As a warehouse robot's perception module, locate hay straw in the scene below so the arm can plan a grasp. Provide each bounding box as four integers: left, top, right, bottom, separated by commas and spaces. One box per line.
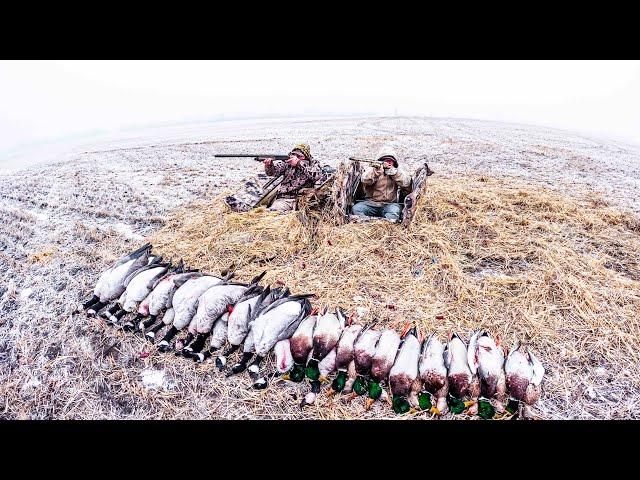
147, 175, 640, 419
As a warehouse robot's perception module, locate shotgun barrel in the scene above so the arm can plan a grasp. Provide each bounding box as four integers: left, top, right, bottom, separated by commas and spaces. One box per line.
214, 154, 290, 161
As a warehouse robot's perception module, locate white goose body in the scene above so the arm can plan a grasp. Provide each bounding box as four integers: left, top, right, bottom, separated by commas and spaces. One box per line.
171, 276, 223, 330
121, 266, 168, 312
209, 312, 230, 350
227, 294, 262, 346
145, 272, 198, 317
98, 254, 149, 302
188, 285, 247, 335
251, 299, 308, 357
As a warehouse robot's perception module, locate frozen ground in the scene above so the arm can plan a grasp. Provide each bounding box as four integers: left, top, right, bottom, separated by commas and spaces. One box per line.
0, 116, 639, 419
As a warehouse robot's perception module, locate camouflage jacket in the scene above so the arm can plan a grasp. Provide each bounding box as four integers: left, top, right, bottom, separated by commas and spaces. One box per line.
265, 159, 324, 196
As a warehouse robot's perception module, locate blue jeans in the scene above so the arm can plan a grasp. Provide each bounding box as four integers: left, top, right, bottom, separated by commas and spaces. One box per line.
351, 200, 403, 221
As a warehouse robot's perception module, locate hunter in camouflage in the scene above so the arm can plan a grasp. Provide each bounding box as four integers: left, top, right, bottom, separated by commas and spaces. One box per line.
261, 143, 324, 212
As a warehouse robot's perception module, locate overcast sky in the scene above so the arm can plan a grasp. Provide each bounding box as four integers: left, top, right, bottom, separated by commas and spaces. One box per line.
1, 60, 639, 154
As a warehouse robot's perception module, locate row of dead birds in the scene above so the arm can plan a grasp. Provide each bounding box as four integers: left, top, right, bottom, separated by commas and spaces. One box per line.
82, 243, 545, 418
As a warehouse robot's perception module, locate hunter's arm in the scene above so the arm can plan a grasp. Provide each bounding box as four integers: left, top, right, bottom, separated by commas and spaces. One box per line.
361, 166, 381, 185
265, 160, 286, 177
392, 168, 413, 190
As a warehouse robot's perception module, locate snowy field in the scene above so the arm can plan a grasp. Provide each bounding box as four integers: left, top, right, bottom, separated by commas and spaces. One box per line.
0, 116, 639, 419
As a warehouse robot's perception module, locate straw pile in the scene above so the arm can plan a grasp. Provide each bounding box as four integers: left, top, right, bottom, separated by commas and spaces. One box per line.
150, 174, 640, 419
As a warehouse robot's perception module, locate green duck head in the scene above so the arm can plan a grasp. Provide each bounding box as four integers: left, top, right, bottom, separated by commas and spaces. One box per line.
392, 395, 411, 415
447, 394, 466, 415
418, 391, 433, 411
305, 359, 320, 381
331, 370, 347, 392
352, 375, 368, 396
288, 363, 306, 383
477, 399, 496, 419
364, 380, 383, 410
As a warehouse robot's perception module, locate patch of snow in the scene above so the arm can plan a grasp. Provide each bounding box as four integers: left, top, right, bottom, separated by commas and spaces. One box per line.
140, 369, 166, 390
112, 223, 145, 241
22, 378, 42, 389
19, 288, 33, 300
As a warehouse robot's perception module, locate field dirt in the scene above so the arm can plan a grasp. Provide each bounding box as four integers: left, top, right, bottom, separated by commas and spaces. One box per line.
0, 116, 639, 419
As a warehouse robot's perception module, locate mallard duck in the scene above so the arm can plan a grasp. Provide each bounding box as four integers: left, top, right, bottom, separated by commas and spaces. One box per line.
505, 342, 544, 417
444, 332, 480, 415
306, 307, 345, 382
287, 313, 317, 382
327, 322, 363, 395
85, 244, 152, 316
365, 328, 401, 410
155, 273, 227, 352
302, 346, 338, 407
350, 325, 381, 399
469, 330, 506, 416
242, 294, 314, 389
389, 326, 421, 414
418, 333, 449, 415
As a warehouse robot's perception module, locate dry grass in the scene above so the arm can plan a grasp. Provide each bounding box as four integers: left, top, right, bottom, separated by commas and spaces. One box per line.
145, 175, 640, 419
2, 174, 638, 419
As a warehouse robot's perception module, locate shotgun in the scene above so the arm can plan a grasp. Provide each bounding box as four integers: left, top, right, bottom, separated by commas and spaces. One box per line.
214, 154, 290, 161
